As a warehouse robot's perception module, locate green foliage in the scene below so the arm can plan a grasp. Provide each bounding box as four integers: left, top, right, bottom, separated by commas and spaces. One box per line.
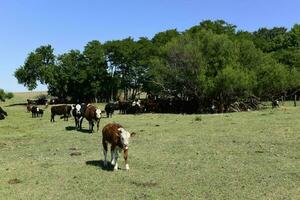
14, 45, 55, 90
14, 20, 300, 107
0, 89, 14, 101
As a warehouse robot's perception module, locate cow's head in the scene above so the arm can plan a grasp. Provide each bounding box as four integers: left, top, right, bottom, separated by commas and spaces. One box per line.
118, 128, 136, 150
74, 104, 81, 115
96, 109, 101, 119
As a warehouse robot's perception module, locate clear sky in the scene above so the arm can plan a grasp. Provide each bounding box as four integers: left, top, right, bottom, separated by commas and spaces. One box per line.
1, 0, 300, 92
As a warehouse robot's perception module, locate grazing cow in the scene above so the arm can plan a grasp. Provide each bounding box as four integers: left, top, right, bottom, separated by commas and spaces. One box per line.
80, 104, 101, 133
0, 107, 7, 120
104, 102, 119, 118
102, 123, 136, 170
50, 105, 72, 122
72, 104, 82, 130
31, 106, 44, 118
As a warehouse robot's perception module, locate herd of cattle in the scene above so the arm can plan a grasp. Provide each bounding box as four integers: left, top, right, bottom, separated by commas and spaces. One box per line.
0, 97, 282, 170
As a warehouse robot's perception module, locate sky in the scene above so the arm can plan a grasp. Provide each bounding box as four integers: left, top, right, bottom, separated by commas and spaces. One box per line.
1, 0, 300, 92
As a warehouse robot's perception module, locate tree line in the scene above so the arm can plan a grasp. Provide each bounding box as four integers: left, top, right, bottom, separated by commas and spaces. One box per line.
15, 20, 300, 111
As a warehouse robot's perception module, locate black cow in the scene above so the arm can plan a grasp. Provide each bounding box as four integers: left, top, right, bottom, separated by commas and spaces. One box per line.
50, 105, 72, 122
272, 100, 280, 108
31, 106, 44, 118
0, 107, 7, 120
104, 102, 119, 118
72, 104, 83, 130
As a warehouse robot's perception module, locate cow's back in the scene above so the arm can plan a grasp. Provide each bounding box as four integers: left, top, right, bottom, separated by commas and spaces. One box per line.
84, 105, 96, 121
102, 123, 123, 145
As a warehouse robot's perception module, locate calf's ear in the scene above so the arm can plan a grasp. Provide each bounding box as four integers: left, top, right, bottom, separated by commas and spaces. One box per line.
130, 132, 136, 137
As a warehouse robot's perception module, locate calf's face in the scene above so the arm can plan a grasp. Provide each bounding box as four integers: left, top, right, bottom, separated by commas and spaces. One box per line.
118, 128, 136, 149
75, 104, 81, 115
95, 109, 101, 119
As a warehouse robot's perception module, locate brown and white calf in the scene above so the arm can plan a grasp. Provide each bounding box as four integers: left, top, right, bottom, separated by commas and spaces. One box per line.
80, 104, 101, 133
102, 123, 136, 170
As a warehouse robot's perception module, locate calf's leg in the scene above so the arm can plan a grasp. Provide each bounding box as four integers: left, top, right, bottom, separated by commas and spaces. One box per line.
124, 149, 129, 170
102, 139, 108, 167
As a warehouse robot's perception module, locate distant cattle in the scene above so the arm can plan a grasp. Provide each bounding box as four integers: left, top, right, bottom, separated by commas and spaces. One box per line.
50, 105, 72, 122
26, 104, 33, 112
0, 107, 8, 120
31, 106, 44, 118
72, 104, 83, 130
104, 102, 119, 118
27, 98, 48, 105
102, 123, 136, 170
272, 100, 280, 108
79, 104, 101, 133
118, 101, 130, 114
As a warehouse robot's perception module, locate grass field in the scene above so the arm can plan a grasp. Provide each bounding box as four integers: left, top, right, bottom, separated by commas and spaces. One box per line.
0, 93, 299, 199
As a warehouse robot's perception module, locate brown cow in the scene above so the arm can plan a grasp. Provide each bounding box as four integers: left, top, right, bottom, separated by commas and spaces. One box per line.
50, 105, 72, 122
102, 123, 136, 170
26, 104, 32, 112
80, 104, 101, 133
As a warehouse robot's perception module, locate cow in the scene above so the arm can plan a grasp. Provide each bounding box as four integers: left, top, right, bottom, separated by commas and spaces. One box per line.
272, 100, 280, 109
104, 102, 119, 118
50, 105, 72, 122
102, 123, 136, 170
26, 104, 33, 112
31, 106, 43, 118
0, 107, 7, 120
72, 104, 82, 130
118, 101, 130, 114
79, 104, 101, 133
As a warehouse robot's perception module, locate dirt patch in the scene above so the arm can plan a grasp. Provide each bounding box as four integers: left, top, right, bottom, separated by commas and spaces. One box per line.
0, 142, 7, 148
8, 178, 21, 184
255, 150, 264, 153
70, 152, 81, 156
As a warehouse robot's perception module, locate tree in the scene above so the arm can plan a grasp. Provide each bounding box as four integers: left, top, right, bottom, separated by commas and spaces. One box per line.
0, 89, 14, 102
253, 27, 291, 52
15, 45, 55, 90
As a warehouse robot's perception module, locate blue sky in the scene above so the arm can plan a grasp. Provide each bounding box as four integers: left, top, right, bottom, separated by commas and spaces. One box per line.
1, 0, 300, 92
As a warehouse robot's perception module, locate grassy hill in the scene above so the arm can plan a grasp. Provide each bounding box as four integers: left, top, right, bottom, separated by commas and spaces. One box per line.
0, 93, 299, 199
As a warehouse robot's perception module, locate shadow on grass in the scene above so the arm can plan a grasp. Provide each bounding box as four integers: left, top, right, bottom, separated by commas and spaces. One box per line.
65, 126, 92, 134
85, 160, 114, 171
5, 103, 27, 107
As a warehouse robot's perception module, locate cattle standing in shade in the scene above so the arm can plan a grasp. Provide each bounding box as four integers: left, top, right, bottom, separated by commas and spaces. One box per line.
0, 107, 7, 120
72, 104, 82, 130
50, 105, 72, 122
104, 102, 119, 118
79, 104, 101, 133
102, 123, 136, 170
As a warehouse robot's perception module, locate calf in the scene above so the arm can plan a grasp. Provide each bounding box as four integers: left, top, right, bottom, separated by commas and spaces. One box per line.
0, 107, 7, 120
50, 105, 72, 122
102, 123, 136, 170
80, 104, 101, 133
31, 106, 43, 118
272, 100, 280, 108
72, 104, 82, 130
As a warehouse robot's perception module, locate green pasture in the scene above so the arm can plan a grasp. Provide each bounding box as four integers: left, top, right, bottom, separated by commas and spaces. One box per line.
0, 93, 299, 199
